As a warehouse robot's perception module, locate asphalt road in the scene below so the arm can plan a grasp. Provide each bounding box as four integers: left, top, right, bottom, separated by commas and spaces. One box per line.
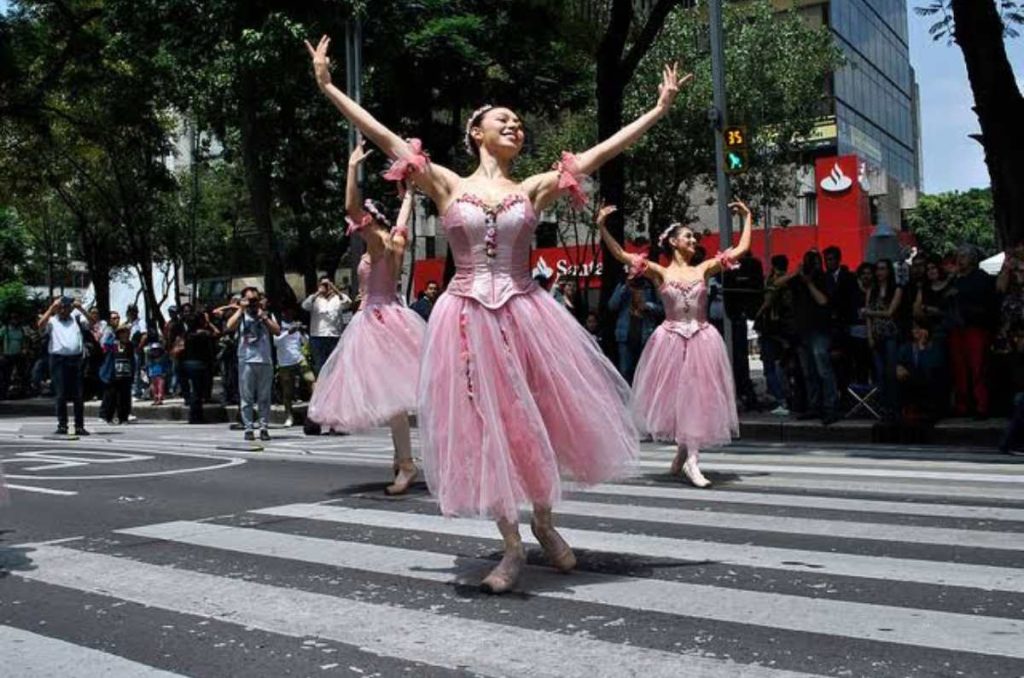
2, 417, 1024, 677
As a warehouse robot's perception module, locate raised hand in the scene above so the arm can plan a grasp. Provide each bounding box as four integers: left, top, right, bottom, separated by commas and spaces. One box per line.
304, 35, 333, 89
595, 204, 618, 227
348, 138, 373, 167
728, 200, 751, 216
656, 62, 692, 114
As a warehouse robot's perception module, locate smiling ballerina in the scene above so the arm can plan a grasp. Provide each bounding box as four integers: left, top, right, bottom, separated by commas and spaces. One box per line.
308, 35, 689, 593
598, 201, 753, 488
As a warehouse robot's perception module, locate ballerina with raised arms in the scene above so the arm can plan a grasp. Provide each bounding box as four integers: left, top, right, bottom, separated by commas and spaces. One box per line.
307, 34, 690, 593
597, 200, 753, 488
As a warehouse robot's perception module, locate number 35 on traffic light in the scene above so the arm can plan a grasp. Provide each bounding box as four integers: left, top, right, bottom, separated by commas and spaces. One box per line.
725, 126, 746, 148
723, 126, 748, 174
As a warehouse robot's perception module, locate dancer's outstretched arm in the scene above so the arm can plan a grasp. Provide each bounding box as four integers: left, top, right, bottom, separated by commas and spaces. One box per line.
389, 184, 414, 277
596, 205, 666, 285
306, 35, 459, 205
701, 201, 754, 278
525, 63, 692, 212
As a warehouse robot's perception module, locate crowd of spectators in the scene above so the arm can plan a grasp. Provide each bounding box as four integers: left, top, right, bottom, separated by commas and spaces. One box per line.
0, 243, 1017, 449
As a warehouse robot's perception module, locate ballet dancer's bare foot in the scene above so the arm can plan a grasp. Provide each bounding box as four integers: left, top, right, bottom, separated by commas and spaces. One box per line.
480, 544, 526, 594
385, 460, 418, 496
531, 519, 577, 572
683, 451, 711, 488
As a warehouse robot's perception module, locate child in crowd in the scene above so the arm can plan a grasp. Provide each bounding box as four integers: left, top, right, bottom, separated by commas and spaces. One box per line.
146, 339, 170, 405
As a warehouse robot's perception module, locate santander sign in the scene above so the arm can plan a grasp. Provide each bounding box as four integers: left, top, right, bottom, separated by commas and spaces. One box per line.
820, 162, 854, 193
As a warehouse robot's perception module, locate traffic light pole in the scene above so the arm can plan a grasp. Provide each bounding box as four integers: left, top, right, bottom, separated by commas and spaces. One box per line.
709, 0, 733, 360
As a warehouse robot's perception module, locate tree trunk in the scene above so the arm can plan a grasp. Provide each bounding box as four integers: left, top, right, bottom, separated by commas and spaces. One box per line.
239, 75, 293, 307
952, 0, 1024, 246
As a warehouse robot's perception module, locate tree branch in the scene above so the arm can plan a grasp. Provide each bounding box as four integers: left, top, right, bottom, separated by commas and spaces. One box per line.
621, 0, 686, 81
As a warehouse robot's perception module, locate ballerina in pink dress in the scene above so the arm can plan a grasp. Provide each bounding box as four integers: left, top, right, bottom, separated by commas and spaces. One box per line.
308, 141, 426, 496
308, 35, 690, 593
598, 201, 754, 488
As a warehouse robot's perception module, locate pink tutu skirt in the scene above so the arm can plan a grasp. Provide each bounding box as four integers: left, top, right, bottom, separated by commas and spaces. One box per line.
632, 323, 738, 450
419, 289, 638, 521
309, 302, 426, 431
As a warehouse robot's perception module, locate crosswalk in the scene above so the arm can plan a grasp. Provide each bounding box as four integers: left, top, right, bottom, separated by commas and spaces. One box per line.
6, 446, 1024, 677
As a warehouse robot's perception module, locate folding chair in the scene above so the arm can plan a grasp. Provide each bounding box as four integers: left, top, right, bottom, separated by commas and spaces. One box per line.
846, 382, 882, 420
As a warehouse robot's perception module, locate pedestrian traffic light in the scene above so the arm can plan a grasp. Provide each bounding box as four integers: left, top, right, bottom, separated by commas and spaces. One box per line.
723, 125, 748, 175
725, 149, 748, 174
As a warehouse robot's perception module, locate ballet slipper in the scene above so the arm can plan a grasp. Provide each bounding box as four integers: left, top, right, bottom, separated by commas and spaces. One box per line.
683, 452, 711, 489
480, 544, 526, 594
530, 519, 577, 573
385, 460, 418, 496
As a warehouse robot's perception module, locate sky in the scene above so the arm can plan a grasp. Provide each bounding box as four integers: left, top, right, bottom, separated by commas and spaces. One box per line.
0, 0, 1019, 195
908, 7, 1024, 194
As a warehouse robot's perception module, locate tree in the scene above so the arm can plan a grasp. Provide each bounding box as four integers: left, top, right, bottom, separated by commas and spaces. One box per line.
906, 188, 998, 258
622, 3, 840, 236
0, 207, 30, 283
916, 0, 1024, 247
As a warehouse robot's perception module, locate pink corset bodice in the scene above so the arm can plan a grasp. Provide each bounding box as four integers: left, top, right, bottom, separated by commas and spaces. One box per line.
358, 254, 399, 307
659, 279, 710, 339
442, 193, 539, 309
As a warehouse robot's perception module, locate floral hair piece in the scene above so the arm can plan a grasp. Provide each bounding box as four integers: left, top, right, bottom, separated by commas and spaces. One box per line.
657, 223, 683, 248
463, 104, 495, 157
362, 199, 392, 230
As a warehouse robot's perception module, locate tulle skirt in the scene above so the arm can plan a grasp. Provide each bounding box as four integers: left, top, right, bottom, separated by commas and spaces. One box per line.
308, 302, 426, 431
419, 289, 639, 522
632, 324, 738, 450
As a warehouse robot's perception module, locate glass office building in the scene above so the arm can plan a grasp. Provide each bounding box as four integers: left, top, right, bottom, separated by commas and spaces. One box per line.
829, 0, 920, 190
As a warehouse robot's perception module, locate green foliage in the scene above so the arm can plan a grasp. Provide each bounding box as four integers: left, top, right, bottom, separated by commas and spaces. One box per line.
625, 1, 842, 230
0, 207, 30, 283
915, 1, 1022, 43
0, 281, 35, 319
906, 188, 998, 258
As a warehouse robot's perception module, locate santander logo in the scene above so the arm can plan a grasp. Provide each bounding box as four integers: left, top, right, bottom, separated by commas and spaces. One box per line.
532, 256, 554, 280
820, 162, 854, 193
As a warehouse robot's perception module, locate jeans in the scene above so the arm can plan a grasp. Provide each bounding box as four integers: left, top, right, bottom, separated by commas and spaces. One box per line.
759, 336, 787, 404
309, 336, 339, 377
796, 331, 838, 417
240, 362, 273, 431
50, 354, 84, 430
182, 360, 209, 423
616, 342, 640, 384
872, 336, 900, 416
278, 363, 315, 419
102, 378, 133, 422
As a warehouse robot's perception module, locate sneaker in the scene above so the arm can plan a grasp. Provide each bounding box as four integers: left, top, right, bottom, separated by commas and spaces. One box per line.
244, 431, 256, 442
127, 414, 137, 422
259, 429, 271, 442
54, 426, 69, 436
76, 428, 91, 436
770, 406, 790, 417
283, 416, 293, 428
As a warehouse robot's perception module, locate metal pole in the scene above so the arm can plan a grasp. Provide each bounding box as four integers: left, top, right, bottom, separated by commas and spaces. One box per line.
345, 18, 364, 299
709, 0, 733, 358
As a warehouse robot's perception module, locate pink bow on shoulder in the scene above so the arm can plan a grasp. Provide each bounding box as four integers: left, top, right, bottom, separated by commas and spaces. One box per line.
345, 213, 372, 236
715, 251, 740, 271
626, 252, 650, 280
554, 151, 590, 210
383, 139, 430, 196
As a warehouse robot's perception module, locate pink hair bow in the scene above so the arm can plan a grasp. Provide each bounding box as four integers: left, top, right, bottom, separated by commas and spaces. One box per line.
382, 138, 430, 197
715, 251, 740, 270
390, 225, 409, 240
553, 151, 590, 210
626, 253, 650, 280
345, 213, 372, 236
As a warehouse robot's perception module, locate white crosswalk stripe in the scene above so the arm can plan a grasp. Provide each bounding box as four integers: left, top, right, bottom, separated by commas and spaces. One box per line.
8, 451, 1024, 676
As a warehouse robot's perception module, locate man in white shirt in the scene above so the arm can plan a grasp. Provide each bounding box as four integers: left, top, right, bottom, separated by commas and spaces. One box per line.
36, 296, 91, 436
301, 276, 351, 376
273, 306, 315, 428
